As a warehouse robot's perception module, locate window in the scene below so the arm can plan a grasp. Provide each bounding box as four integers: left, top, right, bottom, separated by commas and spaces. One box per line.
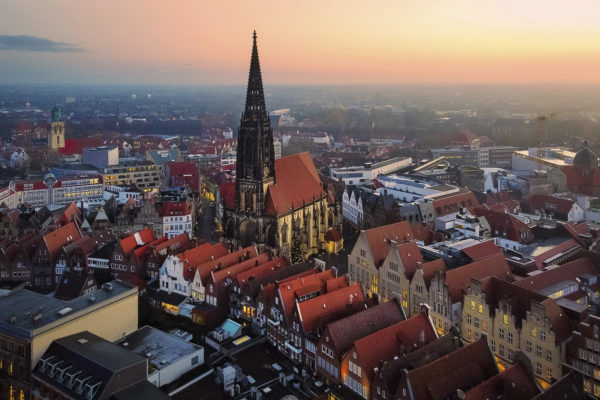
474, 317, 480, 328
478, 304, 483, 313
526, 340, 532, 353
546, 367, 552, 380
191, 356, 198, 365
531, 328, 537, 337
508, 349, 514, 360
467, 314, 472, 324
499, 328, 505, 339
503, 314, 509, 325
471, 300, 475, 310
499, 344, 505, 356
508, 332, 513, 343
536, 362, 542, 375
491, 340, 495, 351
540, 330, 546, 341
546, 349, 552, 361
536, 345, 542, 357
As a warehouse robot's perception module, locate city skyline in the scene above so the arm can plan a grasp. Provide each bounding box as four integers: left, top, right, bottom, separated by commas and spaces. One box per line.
1, 0, 600, 85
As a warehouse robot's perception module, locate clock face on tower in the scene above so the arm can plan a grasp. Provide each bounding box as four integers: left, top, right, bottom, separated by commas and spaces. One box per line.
263, 166, 270, 178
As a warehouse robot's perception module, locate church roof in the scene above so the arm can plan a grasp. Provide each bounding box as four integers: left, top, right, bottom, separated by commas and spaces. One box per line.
573, 145, 599, 168
264, 152, 325, 216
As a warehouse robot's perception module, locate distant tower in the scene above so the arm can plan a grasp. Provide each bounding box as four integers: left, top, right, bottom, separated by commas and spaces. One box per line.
234, 30, 276, 215
48, 105, 65, 149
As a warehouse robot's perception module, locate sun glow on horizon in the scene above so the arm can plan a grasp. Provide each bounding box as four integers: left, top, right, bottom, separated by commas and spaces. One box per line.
1, 0, 600, 84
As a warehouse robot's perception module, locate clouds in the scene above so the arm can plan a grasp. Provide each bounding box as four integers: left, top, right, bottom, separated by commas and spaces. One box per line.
0, 35, 84, 52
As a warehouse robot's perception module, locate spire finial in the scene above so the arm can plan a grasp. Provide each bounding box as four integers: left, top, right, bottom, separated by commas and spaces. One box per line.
253, 30, 257, 40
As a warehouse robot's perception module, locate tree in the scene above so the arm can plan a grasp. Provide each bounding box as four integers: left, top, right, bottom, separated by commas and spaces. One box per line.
290, 237, 304, 264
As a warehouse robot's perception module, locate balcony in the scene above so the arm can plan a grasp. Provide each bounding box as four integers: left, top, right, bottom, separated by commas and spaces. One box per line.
285, 340, 302, 355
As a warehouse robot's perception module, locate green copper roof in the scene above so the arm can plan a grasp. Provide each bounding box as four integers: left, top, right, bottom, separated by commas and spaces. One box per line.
51, 105, 63, 122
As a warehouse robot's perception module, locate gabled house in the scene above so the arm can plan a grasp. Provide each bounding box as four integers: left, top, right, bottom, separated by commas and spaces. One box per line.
371, 328, 461, 400
288, 282, 366, 368
316, 299, 405, 384
33, 221, 82, 288
463, 276, 571, 383
341, 313, 438, 399
395, 337, 498, 400
428, 252, 513, 336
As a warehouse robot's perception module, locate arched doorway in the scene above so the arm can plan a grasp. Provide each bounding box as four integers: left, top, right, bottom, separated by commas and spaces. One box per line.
239, 219, 257, 247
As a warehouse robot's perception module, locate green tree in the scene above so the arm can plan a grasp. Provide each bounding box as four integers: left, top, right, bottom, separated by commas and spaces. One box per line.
290, 237, 304, 264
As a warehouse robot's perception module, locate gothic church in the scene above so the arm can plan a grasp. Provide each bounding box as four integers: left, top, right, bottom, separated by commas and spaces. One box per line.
225, 32, 341, 258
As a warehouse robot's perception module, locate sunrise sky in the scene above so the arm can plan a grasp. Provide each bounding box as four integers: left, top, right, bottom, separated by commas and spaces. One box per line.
1, 0, 600, 85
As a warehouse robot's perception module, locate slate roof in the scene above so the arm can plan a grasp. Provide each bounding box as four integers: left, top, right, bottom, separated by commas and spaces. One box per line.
403, 337, 498, 400
464, 360, 539, 400
353, 313, 437, 382
324, 299, 405, 359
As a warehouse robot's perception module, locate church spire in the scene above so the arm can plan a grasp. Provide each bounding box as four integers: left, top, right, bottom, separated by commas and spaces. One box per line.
243, 30, 267, 119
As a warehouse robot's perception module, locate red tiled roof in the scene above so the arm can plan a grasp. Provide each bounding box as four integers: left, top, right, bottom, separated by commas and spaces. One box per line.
325, 276, 349, 292
188, 145, 217, 155
59, 136, 105, 155
472, 207, 533, 243
525, 193, 575, 215
514, 257, 599, 293
264, 152, 326, 216
394, 241, 423, 279
432, 189, 479, 217
211, 253, 270, 284
448, 129, 478, 146
353, 313, 437, 382
120, 228, 156, 255
405, 338, 498, 400
43, 221, 82, 258
160, 201, 191, 217
445, 253, 512, 303
533, 239, 580, 270
220, 182, 235, 210
236, 256, 290, 288
324, 299, 405, 359
461, 239, 503, 261
178, 242, 230, 279
59, 202, 81, 226
133, 236, 168, 262
154, 232, 192, 254
278, 269, 336, 320
193, 245, 258, 283
363, 221, 414, 267
421, 259, 447, 285
297, 283, 365, 334
324, 228, 342, 242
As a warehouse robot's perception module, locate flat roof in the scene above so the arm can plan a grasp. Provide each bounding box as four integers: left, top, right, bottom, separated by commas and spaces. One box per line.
118, 326, 202, 371
53, 331, 146, 372
0, 280, 137, 340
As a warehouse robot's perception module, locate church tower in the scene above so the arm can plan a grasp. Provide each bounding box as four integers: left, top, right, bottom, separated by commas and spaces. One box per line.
235, 31, 276, 215
48, 105, 65, 149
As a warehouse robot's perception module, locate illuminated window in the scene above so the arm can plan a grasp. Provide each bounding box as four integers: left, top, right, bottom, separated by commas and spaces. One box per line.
531, 328, 537, 337
478, 304, 483, 313
471, 301, 475, 310
503, 314, 509, 325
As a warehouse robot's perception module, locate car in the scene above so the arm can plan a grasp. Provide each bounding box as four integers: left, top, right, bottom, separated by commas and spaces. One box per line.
209, 202, 215, 207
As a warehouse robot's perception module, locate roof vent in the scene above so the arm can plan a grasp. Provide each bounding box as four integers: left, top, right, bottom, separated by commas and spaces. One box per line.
87, 296, 96, 303
103, 283, 113, 291
122, 342, 129, 347
77, 338, 88, 345
145, 352, 152, 358
8, 315, 16, 323
57, 307, 73, 316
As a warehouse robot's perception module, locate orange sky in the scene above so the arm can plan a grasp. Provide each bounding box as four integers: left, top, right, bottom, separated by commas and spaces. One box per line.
1, 0, 600, 84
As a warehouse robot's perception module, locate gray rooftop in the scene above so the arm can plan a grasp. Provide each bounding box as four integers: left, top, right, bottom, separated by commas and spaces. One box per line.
118, 326, 202, 371
0, 280, 137, 340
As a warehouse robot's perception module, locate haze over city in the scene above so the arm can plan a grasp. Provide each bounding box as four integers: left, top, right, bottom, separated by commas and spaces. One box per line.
2, 0, 600, 85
